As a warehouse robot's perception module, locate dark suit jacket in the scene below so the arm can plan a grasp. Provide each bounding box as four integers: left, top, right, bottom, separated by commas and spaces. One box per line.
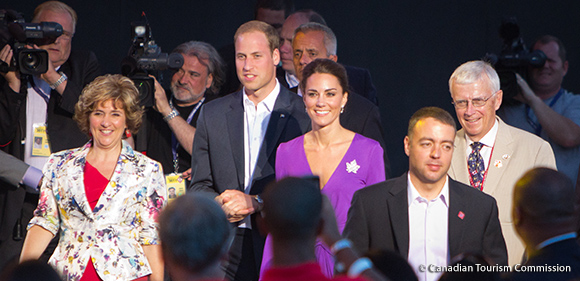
343, 174, 508, 265
189, 86, 310, 270
505, 238, 580, 281
277, 64, 379, 105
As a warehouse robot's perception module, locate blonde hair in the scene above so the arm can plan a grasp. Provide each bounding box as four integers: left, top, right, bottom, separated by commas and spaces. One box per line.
74, 74, 143, 136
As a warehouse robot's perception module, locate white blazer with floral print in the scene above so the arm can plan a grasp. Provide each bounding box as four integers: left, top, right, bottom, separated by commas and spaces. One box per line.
29, 140, 167, 281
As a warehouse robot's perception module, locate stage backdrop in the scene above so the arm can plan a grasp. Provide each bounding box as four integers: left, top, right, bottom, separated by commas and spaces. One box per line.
4, 0, 580, 176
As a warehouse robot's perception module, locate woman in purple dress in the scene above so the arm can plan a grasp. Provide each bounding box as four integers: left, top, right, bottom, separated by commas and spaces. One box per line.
260, 59, 385, 278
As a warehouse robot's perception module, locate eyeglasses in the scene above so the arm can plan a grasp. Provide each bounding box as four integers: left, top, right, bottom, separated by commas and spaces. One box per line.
451, 91, 498, 109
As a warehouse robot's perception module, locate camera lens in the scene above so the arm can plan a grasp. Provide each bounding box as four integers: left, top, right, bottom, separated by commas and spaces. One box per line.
18, 49, 49, 75
22, 53, 41, 69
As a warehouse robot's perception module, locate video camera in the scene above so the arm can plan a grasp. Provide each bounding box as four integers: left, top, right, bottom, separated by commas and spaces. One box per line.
121, 18, 183, 107
0, 9, 62, 75
484, 17, 546, 106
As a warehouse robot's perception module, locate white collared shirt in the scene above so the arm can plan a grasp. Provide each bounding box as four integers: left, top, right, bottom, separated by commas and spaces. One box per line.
465, 118, 499, 170
240, 79, 280, 228
285, 71, 300, 88
407, 174, 450, 281
24, 75, 52, 170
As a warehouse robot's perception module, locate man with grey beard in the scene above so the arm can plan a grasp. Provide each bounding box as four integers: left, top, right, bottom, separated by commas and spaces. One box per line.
143, 41, 225, 187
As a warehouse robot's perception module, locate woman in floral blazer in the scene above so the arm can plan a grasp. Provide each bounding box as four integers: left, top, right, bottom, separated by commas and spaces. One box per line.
20, 75, 166, 281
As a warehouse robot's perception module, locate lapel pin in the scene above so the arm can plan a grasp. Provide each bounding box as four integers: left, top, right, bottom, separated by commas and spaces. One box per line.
458, 211, 465, 220
502, 154, 510, 160
280, 113, 285, 118
494, 160, 502, 168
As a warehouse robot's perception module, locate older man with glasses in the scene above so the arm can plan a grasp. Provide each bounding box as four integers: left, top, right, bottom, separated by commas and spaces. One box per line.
447, 60, 556, 266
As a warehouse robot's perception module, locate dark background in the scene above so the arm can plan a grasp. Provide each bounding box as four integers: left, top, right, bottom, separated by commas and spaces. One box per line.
4, 0, 580, 177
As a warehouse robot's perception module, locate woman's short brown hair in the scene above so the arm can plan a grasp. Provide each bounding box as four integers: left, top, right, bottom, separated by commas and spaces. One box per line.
74, 74, 143, 136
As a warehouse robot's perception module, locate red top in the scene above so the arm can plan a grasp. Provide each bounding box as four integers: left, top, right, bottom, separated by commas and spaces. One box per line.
262, 262, 367, 281
80, 162, 148, 281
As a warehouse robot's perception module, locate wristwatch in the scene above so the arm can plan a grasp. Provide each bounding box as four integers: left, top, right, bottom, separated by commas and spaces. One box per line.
163, 108, 180, 122
254, 194, 264, 212
49, 72, 67, 89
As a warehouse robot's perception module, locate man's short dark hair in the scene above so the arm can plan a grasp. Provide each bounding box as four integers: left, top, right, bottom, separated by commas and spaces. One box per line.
159, 194, 231, 274
407, 107, 456, 139
172, 41, 226, 94
254, 0, 294, 19
532, 35, 567, 63
262, 177, 322, 240
514, 167, 575, 225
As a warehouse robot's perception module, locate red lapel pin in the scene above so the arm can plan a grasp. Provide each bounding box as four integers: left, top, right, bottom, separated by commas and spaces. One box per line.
458, 211, 465, 220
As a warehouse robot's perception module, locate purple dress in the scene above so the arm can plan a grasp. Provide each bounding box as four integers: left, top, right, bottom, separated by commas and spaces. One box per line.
260, 133, 385, 278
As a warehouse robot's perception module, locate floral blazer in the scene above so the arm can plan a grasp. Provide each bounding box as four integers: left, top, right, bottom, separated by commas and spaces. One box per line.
29, 140, 167, 281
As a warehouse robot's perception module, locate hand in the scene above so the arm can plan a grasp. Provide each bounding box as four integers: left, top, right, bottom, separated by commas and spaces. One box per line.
514, 73, 540, 105
181, 168, 192, 181
0, 44, 21, 91
150, 75, 171, 116
318, 195, 341, 247
216, 189, 255, 222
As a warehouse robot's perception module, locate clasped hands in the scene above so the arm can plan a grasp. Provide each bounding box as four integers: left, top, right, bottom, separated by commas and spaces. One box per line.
215, 190, 258, 223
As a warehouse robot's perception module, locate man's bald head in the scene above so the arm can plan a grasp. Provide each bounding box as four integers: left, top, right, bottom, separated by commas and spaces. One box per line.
513, 168, 576, 225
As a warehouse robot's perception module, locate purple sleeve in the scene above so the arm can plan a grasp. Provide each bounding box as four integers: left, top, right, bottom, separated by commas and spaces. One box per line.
275, 143, 290, 181
366, 142, 386, 185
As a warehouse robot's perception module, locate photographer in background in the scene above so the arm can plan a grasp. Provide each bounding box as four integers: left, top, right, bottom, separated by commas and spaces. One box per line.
0, 1, 100, 272
498, 35, 580, 183
144, 41, 225, 187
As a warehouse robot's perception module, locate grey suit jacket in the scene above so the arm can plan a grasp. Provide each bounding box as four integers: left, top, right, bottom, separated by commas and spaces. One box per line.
448, 117, 556, 265
0, 150, 28, 188
343, 173, 508, 265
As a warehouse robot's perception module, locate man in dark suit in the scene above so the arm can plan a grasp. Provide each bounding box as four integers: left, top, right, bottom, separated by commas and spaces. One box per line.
291, 22, 390, 178
276, 10, 378, 105
343, 107, 507, 281
190, 20, 310, 281
0, 1, 100, 271
505, 168, 580, 281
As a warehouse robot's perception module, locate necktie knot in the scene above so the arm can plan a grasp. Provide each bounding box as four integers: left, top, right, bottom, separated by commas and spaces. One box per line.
471, 142, 484, 152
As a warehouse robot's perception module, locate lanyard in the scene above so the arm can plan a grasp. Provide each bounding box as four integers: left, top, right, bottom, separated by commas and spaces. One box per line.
468, 144, 494, 191
28, 76, 50, 104
525, 88, 564, 136
170, 97, 205, 173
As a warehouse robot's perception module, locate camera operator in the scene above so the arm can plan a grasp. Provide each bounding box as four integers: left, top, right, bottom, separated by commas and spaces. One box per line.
0, 1, 100, 271
143, 41, 224, 188
498, 35, 580, 183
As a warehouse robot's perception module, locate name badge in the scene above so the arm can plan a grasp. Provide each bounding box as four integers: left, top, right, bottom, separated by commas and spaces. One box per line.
32, 123, 51, 156
165, 173, 186, 202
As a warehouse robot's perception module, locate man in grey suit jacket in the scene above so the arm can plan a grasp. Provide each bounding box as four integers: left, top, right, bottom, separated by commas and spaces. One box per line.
190, 21, 310, 281
0, 151, 41, 190
344, 107, 507, 281
447, 60, 556, 266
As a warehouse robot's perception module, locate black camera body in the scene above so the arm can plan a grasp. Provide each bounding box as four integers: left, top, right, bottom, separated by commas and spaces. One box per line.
485, 17, 546, 106
0, 9, 62, 75
122, 21, 183, 107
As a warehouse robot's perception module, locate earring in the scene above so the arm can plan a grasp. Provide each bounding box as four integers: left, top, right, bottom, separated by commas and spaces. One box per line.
125, 128, 132, 138
340, 106, 345, 114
